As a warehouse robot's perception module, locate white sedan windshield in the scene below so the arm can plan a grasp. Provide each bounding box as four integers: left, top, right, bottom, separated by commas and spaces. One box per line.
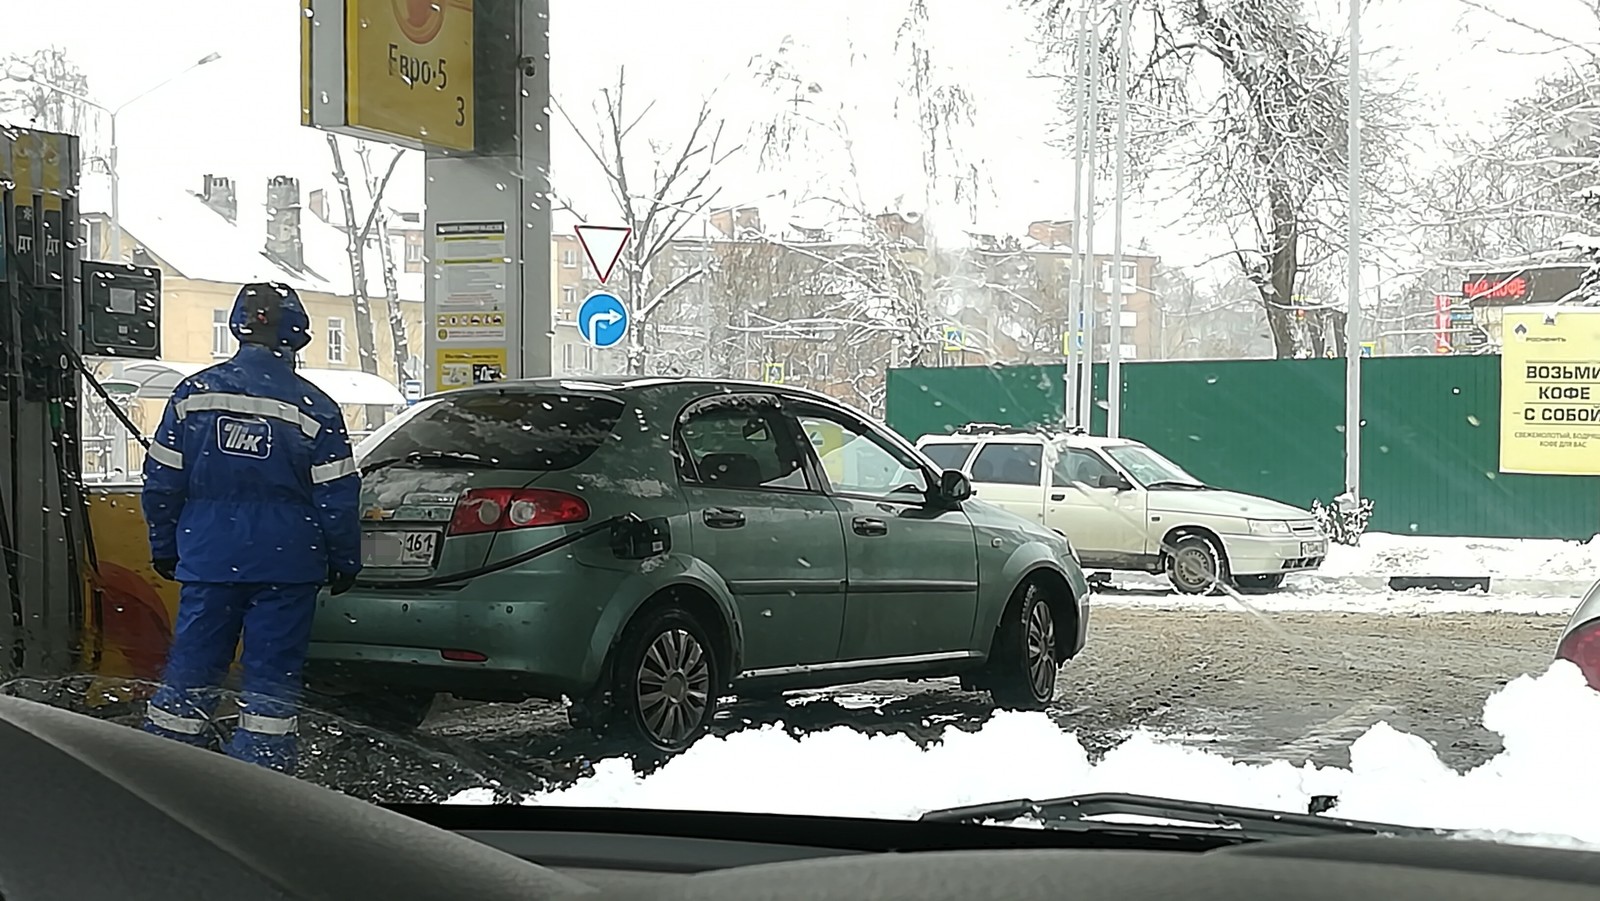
1104, 445, 1202, 487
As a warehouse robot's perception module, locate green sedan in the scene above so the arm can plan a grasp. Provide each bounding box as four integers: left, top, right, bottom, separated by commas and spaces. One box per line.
306, 377, 1090, 752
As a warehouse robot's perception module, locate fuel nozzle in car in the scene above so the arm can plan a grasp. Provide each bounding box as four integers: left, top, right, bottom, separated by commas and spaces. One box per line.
360, 512, 673, 590
611, 514, 672, 560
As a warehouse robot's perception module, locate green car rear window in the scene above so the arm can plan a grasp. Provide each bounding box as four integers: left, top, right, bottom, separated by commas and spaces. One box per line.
364, 391, 626, 471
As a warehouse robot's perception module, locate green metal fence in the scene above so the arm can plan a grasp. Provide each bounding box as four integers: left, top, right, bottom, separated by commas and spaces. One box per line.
885, 356, 1600, 540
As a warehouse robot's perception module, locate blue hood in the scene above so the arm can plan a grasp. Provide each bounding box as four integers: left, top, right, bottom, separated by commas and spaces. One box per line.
229, 282, 312, 352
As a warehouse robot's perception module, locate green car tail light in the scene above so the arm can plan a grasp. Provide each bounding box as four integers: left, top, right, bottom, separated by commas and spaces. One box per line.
447, 488, 591, 536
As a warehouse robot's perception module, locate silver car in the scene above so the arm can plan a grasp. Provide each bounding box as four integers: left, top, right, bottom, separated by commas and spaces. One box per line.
1556, 581, 1600, 689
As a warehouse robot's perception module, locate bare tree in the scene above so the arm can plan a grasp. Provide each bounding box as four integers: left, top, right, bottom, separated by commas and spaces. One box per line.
749, 0, 986, 227
927, 233, 1066, 364
0, 48, 95, 140
356, 143, 413, 382
325, 134, 404, 426
555, 68, 739, 375
695, 200, 945, 414
737, 6, 998, 407
1034, 0, 1411, 358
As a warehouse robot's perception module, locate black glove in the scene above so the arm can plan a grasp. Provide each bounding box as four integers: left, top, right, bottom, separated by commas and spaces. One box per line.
152, 558, 178, 581
328, 569, 358, 596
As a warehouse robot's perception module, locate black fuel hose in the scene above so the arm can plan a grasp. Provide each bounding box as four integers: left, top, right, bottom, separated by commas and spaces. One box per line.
357, 513, 632, 590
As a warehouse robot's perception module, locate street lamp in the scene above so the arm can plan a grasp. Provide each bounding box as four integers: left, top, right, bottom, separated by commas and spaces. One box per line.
23, 52, 222, 260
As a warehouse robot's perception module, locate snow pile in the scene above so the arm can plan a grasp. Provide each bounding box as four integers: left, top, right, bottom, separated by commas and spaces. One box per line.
1321, 533, 1598, 581
449, 663, 1600, 845
1095, 585, 1577, 615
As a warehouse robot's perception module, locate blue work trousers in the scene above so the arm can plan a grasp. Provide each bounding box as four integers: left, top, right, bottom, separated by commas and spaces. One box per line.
142, 581, 319, 773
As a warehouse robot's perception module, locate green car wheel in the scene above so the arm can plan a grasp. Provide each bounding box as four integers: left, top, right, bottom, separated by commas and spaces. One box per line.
610, 605, 723, 753
986, 581, 1061, 710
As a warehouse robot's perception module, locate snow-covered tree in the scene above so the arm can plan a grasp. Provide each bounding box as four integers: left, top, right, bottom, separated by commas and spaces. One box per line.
736, 4, 1001, 406
1409, 63, 1600, 267
1382, 0, 1600, 332
677, 200, 938, 414
0, 48, 95, 140
1033, 0, 1411, 358
555, 67, 738, 375
928, 232, 1066, 364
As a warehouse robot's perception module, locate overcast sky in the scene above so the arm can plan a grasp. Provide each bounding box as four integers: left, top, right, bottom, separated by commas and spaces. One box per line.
5, 0, 1596, 284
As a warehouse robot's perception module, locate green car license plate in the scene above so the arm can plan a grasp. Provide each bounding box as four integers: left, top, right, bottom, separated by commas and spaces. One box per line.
362, 530, 439, 568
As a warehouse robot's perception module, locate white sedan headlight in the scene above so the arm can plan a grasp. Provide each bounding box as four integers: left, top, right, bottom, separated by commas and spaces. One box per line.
1247, 520, 1292, 536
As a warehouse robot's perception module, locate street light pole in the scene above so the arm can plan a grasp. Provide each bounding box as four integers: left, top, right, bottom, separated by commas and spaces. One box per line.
108, 112, 120, 259
24, 52, 220, 260
1344, 0, 1363, 498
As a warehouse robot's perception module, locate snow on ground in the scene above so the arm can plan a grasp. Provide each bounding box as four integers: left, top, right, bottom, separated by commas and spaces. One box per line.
1093, 531, 1597, 614
1321, 532, 1599, 581
1093, 583, 1580, 615
448, 663, 1600, 846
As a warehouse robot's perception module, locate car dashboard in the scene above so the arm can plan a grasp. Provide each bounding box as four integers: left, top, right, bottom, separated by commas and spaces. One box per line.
2, 695, 1598, 901
428, 808, 1600, 901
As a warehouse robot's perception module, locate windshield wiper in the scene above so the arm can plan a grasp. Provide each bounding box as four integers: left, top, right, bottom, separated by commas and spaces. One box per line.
359, 450, 491, 476
1145, 479, 1208, 490
919, 792, 1438, 841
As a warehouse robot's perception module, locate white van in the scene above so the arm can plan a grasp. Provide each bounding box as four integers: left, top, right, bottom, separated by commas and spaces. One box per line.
915, 425, 1327, 594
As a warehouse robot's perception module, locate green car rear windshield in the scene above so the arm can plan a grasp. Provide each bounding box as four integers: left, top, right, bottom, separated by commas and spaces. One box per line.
362, 391, 626, 471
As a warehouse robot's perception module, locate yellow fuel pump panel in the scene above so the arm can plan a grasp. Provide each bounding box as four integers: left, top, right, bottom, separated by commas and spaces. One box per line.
83, 488, 181, 694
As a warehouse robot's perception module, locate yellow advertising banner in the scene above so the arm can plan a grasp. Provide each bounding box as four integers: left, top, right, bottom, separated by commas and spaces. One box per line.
1499, 307, 1600, 475
435, 346, 507, 392
345, 0, 475, 152
10, 129, 36, 195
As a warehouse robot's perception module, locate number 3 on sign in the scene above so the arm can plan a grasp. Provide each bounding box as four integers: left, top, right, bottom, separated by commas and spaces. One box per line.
455, 96, 465, 127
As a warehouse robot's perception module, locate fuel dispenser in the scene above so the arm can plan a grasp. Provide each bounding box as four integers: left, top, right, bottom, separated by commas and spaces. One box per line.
2, 125, 163, 684
5, 0, 550, 697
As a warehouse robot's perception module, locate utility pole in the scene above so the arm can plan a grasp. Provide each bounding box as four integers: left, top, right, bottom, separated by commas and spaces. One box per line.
1066, 6, 1089, 426
1344, 0, 1363, 498
1079, 10, 1100, 433
1108, 0, 1131, 438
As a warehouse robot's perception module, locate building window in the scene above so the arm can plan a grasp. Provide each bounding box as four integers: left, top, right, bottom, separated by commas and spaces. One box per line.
1101, 261, 1138, 292
326, 317, 346, 364
407, 354, 422, 382
404, 239, 423, 264
561, 342, 594, 373
212, 309, 231, 358
561, 285, 577, 311
561, 247, 578, 268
